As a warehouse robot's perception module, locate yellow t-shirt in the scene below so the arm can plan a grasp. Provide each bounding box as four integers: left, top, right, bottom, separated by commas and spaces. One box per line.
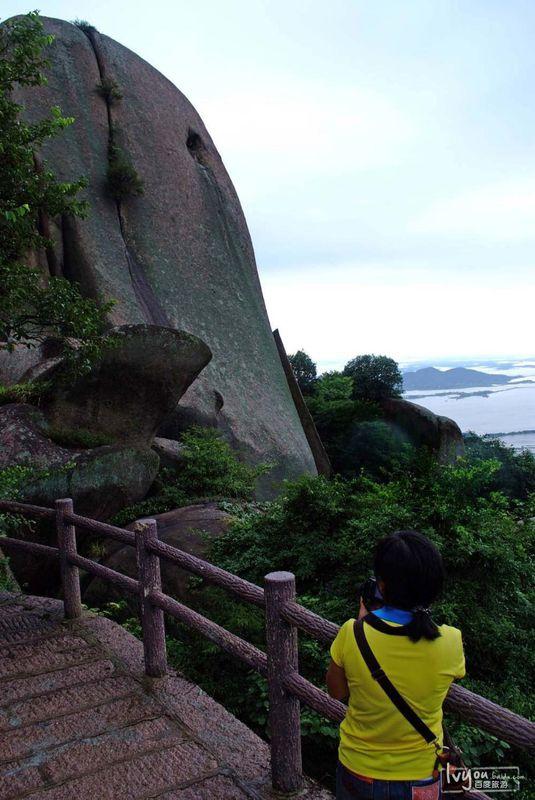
330, 616, 465, 780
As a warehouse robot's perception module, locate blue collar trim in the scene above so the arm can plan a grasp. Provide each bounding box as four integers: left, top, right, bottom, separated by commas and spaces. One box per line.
372, 605, 414, 625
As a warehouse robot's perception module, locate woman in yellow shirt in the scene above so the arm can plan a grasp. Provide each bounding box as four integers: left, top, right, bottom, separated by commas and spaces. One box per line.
327, 530, 465, 800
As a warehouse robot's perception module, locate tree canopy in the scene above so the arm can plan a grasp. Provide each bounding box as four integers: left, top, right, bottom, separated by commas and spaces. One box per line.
288, 349, 317, 395
343, 354, 403, 401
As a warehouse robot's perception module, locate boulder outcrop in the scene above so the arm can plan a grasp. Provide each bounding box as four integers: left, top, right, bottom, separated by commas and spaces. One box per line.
11, 16, 317, 495
84, 502, 231, 606
43, 324, 212, 445
0, 404, 159, 519
379, 398, 465, 463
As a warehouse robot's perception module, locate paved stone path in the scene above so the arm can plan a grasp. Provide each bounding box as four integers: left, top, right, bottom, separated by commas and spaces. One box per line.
0, 593, 331, 800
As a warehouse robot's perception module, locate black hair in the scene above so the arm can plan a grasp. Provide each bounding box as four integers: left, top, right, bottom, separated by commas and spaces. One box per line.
374, 530, 444, 642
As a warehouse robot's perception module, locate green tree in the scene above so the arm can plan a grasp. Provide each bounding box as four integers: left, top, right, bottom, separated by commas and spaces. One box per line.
313, 371, 353, 402
343, 354, 403, 401
288, 349, 317, 395
0, 12, 111, 371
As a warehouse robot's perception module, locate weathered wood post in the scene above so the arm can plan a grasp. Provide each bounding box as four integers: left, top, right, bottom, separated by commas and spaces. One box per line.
55, 498, 82, 619
135, 519, 167, 677
265, 571, 302, 793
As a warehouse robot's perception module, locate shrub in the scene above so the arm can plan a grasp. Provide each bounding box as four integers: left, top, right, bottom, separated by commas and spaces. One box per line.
0, 381, 49, 406
464, 431, 535, 499
95, 78, 122, 105
72, 19, 96, 33
112, 426, 269, 525
106, 143, 143, 201
178, 464, 533, 789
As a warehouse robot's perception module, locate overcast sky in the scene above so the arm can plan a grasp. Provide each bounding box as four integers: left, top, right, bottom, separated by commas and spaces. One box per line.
3, 1, 535, 369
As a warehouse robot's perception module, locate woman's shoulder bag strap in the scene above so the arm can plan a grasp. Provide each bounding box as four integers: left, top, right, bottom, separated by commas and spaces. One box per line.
353, 617, 437, 744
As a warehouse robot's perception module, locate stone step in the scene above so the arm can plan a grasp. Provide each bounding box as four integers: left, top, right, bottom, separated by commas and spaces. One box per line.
159, 775, 250, 799
0, 716, 183, 800
0, 675, 143, 731
0, 659, 114, 706
0, 695, 162, 762
18, 742, 219, 800
0, 636, 92, 680
0, 613, 61, 643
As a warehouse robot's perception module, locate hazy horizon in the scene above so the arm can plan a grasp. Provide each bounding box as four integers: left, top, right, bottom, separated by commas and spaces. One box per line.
2, 2, 534, 365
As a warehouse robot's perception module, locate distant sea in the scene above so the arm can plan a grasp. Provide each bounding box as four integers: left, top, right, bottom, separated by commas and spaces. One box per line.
402, 359, 535, 453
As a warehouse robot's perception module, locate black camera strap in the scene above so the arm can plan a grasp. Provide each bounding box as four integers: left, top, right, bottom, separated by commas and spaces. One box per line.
353, 617, 437, 745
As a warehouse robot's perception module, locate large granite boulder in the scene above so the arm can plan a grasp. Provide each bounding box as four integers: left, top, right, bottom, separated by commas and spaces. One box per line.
0, 404, 76, 469
84, 502, 231, 606
0, 404, 159, 518
10, 16, 317, 496
21, 446, 159, 520
379, 398, 464, 463
43, 324, 211, 445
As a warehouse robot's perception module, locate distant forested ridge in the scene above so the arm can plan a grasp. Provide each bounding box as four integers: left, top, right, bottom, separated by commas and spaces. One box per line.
403, 366, 515, 390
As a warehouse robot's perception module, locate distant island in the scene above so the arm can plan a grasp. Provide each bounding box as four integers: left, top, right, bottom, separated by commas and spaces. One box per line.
402, 366, 516, 391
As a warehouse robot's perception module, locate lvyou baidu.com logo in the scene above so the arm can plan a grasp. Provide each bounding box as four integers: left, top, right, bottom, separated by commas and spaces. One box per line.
442, 764, 526, 794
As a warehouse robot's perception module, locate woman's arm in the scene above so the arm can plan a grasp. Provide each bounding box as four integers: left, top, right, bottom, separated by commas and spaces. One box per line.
326, 659, 349, 701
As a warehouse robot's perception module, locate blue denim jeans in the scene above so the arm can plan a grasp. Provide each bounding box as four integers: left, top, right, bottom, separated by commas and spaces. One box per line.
336, 762, 442, 800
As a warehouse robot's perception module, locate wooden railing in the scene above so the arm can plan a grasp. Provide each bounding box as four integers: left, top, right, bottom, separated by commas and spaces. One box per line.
0, 498, 534, 797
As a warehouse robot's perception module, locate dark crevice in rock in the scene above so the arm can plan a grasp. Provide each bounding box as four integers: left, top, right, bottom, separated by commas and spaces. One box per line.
81, 25, 169, 327
186, 130, 210, 168
33, 154, 61, 278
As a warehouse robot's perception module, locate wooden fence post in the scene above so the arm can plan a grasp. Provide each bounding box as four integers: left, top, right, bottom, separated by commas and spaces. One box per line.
55, 498, 82, 619
135, 519, 167, 677
265, 571, 302, 793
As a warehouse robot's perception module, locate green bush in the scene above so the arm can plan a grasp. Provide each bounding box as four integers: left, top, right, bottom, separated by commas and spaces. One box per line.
0, 381, 49, 406
112, 426, 269, 525
106, 143, 143, 201
72, 19, 96, 33
464, 431, 535, 499
167, 463, 534, 789
95, 78, 122, 105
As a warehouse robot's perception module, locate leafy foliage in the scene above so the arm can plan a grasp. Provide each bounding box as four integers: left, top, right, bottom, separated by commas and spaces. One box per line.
106, 142, 143, 201
0, 12, 112, 372
464, 431, 535, 499
45, 426, 114, 449
306, 370, 409, 478
0, 381, 49, 406
170, 461, 534, 787
343, 354, 403, 401
288, 350, 317, 395
95, 78, 122, 105
112, 426, 269, 525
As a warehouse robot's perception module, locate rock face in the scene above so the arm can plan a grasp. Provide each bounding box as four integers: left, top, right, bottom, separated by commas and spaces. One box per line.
22, 446, 160, 520
12, 16, 317, 495
0, 404, 159, 519
44, 325, 212, 445
379, 398, 465, 463
84, 503, 231, 606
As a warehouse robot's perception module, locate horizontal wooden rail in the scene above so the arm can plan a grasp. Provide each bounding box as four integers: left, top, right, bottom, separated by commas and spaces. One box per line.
0, 499, 55, 519
281, 599, 338, 644
148, 538, 265, 607
1, 496, 534, 795
283, 670, 345, 723
64, 511, 136, 546
68, 553, 139, 596
0, 536, 59, 558
444, 683, 535, 752
150, 589, 268, 675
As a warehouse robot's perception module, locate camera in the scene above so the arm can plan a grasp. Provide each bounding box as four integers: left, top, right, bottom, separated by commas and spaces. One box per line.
360, 576, 384, 612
